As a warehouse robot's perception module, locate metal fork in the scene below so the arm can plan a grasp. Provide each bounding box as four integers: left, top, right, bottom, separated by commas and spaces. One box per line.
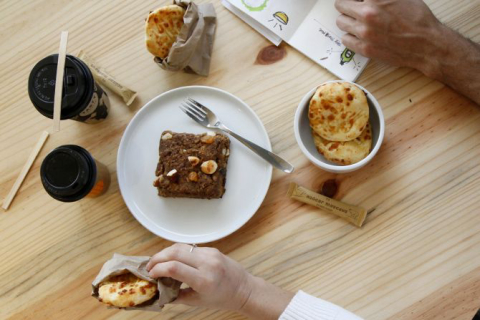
179, 98, 294, 173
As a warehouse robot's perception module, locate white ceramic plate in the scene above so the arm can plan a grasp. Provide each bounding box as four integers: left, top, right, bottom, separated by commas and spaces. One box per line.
117, 86, 272, 244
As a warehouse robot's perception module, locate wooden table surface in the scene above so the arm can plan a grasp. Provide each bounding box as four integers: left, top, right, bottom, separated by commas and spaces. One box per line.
1, 0, 480, 319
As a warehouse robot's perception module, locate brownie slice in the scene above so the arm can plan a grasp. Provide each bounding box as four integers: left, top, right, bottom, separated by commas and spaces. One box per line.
153, 131, 230, 199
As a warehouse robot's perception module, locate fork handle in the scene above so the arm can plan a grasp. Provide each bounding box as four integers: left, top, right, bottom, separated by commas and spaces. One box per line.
218, 125, 294, 174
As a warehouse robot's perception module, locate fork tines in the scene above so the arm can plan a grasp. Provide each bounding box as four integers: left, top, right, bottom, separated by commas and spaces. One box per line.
180, 99, 206, 121
187, 98, 207, 110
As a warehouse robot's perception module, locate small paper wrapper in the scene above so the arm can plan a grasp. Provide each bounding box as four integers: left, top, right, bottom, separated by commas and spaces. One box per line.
288, 182, 367, 227
153, 0, 217, 77
78, 50, 138, 106
92, 253, 181, 311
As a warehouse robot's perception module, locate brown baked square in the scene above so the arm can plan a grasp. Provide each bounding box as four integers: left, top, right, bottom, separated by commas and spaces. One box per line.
153, 131, 230, 199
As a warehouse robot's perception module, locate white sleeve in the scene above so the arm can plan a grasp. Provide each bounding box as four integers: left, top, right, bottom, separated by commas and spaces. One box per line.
279, 291, 363, 320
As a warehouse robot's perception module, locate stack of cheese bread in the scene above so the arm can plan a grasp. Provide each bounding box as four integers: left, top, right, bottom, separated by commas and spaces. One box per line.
308, 82, 372, 165
145, 4, 186, 59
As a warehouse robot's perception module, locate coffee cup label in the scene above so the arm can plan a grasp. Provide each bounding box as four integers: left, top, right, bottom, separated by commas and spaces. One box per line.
72, 82, 110, 124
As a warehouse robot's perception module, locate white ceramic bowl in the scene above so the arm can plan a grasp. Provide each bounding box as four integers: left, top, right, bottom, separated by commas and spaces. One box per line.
294, 80, 385, 174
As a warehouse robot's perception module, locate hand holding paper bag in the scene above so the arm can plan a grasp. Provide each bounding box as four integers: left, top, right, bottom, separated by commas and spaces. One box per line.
146, 243, 295, 318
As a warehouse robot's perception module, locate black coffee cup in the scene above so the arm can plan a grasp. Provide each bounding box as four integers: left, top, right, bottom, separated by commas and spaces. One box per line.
40, 145, 110, 202
28, 54, 110, 123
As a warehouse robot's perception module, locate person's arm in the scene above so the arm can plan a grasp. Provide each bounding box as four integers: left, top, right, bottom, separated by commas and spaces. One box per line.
334, 0, 480, 105
146, 244, 292, 319
146, 244, 360, 319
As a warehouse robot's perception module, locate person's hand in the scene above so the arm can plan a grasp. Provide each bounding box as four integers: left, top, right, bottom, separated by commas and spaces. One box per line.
146, 244, 294, 319
146, 243, 252, 310
335, 0, 445, 77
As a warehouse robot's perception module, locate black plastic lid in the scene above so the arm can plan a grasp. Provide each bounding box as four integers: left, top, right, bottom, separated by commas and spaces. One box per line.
28, 54, 94, 119
40, 145, 97, 202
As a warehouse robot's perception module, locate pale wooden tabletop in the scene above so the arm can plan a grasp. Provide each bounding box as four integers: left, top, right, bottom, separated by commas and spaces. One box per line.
1, 0, 480, 319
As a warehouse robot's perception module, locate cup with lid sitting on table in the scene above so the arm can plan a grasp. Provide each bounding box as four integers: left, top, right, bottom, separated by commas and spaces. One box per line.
28, 54, 111, 124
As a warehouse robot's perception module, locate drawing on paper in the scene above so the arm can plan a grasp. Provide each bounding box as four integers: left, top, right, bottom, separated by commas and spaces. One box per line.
339, 48, 362, 71
242, 0, 269, 12
268, 11, 289, 31
320, 47, 362, 71
340, 48, 354, 65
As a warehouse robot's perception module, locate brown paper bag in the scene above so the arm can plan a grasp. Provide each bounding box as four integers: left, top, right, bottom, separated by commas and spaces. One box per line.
154, 0, 217, 76
92, 253, 181, 311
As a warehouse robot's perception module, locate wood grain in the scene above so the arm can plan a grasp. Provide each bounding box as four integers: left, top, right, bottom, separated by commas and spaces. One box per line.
1, 0, 480, 319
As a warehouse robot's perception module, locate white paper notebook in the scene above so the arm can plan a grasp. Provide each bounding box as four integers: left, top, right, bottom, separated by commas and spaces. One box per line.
222, 0, 369, 82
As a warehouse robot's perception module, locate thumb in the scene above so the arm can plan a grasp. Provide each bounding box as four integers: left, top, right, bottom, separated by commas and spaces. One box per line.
172, 288, 203, 306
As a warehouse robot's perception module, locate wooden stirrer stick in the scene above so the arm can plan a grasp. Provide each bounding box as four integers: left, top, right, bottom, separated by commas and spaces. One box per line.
2, 131, 50, 211
53, 31, 69, 132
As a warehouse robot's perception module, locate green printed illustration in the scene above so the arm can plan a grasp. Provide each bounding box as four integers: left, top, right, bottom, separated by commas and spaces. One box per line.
268, 11, 289, 31
340, 48, 355, 65
242, 0, 269, 12
322, 47, 362, 71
